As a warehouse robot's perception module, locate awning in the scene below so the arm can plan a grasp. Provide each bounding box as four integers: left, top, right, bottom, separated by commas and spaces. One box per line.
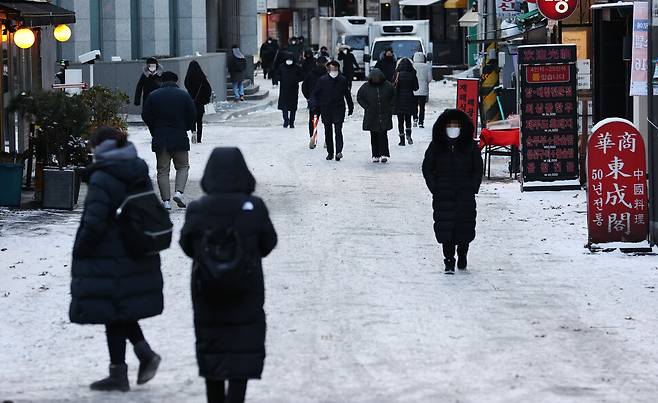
399, 0, 440, 6
459, 10, 479, 27
444, 0, 468, 8
0, 1, 75, 27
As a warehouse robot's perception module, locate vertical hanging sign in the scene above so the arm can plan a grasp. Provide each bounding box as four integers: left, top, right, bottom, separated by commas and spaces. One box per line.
630, 1, 649, 96
456, 78, 480, 139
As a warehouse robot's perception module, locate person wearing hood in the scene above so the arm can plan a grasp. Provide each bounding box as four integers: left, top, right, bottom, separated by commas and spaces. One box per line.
142, 71, 197, 210
180, 147, 277, 403
271, 45, 288, 86
228, 45, 247, 102
412, 52, 433, 128
134, 57, 163, 108
288, 37, 303, 62
310, 60, 354, 161
184, 60, 213, 143
277, 53, 304, 128
70, 127, 163, 392
374, 48, 396, 83
259, 37, 278, 79
393, 58, 419, 146
357, 68, 395, 163
301, 49, 316, 76
422, 109, 483, 274
337, 47, 360, 90
302, 56, 328, 148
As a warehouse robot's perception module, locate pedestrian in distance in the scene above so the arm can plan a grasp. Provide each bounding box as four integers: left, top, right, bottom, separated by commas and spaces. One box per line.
227, 45, 247, 102
422, 109, 483, 274
70, 127, 164, 392
393, 58, 419, 146
277, 53, 304, 128
412, 52, 433, 128
180, 147, 277, 403
319, 46, 331, 60
142, 71, 196, 210
357, 68, 395, 163
310, 60, 354, 161
301, 48, 316, 76
259, 37, 277, 79
271, 44, 288, 86
374, 47, 396, 83
288, 36, 303, 62
184, 60, 213, 143
134, 57, 163, 109
337, 46, 360, 90
302, 56, 328, 149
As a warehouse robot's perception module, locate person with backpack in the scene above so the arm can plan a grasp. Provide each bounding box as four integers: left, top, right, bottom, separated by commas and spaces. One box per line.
180, 147, 277, 403
412, 52, 433, 128
302, 56, 328, 149
184, 60, 213, 143
134, 57, 163, 110
142, 71, 197, 210
70, 127, 167, 392
393, 58, 419, 146
357, 68, 395, 163
422, 109, 483, 274
277, 53, 304, 128
228, 45, 247, 102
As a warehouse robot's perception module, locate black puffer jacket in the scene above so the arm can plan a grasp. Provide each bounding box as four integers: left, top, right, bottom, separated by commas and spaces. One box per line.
374, 55, 397, 82
180, 148, 277, 380
142, 82, 197, 153
277, 60, 304, 111
422, 109, 483, 244
310, 73, 354, 124
357, 68, 394, 132
302, 64, 327, 101
393, 58, 419, 115
70, 140, 164, 324
134, 64, 163, 106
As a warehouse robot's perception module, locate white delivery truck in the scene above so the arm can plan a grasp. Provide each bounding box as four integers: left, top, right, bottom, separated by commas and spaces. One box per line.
312, 16, 374, 79
363, 20, 433, 76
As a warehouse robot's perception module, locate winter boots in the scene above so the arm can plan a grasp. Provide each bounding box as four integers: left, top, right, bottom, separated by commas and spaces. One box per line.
444, 258, 456, 275
134, 341, 161, 385
398, 134, 405, 146
457, 253, 467, 270
399, 130, 413, 146
406, 129, 413, 145
90, 364, 130, 392
335, 152, 343, 162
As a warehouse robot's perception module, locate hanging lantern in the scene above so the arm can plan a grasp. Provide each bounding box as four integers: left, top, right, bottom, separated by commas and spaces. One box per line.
14, 28, 35, 49
1, 25, 6, 42
54, 24, 71, 42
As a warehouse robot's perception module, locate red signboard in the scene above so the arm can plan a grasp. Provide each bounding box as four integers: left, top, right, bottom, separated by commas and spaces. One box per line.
525, 65, 571, 83
456, 78, 479, 139
537, 0, 578, 20
587, 118, 648, 244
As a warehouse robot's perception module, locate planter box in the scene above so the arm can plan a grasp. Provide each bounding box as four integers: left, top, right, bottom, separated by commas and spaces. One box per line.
42, 168, 77, 210
0, 163, 23, 207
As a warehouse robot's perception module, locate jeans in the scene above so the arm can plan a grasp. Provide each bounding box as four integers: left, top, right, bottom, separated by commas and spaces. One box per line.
397, 114, 412, 135
325, 122, 344, 156
156, 150, 190, 201
106, 322, 145, 365
282, 110, 296, 126
414, 96, 427, 124
442, 242, 469, 260
370, 131, 390, 158
206, 379, 248, 403
232, 80, 244, 100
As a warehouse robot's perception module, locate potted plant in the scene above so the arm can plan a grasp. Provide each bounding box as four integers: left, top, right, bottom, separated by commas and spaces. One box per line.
80, 85, 130, 135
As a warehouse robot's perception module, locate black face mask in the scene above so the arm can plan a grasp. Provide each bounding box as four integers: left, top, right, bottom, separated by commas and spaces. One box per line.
385, 54, 393, 59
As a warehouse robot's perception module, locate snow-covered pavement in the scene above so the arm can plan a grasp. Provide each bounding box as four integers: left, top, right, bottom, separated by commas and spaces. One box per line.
2, 81, 658, 403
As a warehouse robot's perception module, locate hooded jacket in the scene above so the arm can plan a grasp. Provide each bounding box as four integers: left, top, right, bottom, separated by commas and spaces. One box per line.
302, 63, 327, 102
180, 147, 277, 379
301, 51, 316, 76
392, 58, 419, 115
338, 50, 359, 80
374, 53, 397, 82
412, 52, 433, 97
357, 68, 395, 132
227, 48, 247, 83
259, 40, 278, 67
142, 81, 197, 153
277, 56, 304, 111
422, 109, 483, 244
184, 60, 213, 107
134, 60, 163, 106
70, 140, 164, 324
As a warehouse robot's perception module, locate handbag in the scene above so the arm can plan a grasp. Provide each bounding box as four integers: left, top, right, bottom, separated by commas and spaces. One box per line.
204, 102, 216, 115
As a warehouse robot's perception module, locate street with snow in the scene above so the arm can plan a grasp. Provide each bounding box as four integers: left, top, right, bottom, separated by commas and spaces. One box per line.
1, 80, 658, 403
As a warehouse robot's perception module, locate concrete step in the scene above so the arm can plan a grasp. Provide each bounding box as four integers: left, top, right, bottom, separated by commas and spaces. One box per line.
225, 79, 251, 89
227, 84, 260, 96
226, 89, 269, 101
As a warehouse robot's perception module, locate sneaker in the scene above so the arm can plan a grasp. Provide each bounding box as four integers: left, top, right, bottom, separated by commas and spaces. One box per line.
240, 96, 245, 101
173, 191, 186, 208
380, 156, 388, 163
372, 157, 380, 163
398, 135, 405, 146
309, 138, 317, 149
162, 200, 171, 211
283, 122, 289, 128
457, 254, 467, 270
444, 258, 456, 275
413, 119, 418, 127
335, 152, 343, 161
290, 123, 295, 128
406, 134, 414, 145
326, 154, 334, 160
419, 122, 424, 128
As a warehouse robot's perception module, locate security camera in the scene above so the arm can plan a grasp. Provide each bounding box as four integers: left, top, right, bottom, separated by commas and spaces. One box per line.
78, 50, 101, 64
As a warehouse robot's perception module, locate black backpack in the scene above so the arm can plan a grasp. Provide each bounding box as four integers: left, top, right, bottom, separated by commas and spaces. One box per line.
115, 179, 173, 256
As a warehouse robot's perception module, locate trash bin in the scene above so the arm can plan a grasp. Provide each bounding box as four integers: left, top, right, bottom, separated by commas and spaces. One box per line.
0, 163, 23, 207
42, 168, 76, 210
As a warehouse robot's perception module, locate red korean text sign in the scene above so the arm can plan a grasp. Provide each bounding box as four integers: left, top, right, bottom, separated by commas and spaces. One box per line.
456, 78, 479, 139
587, 118, 648, 244
537, 0, 578, 20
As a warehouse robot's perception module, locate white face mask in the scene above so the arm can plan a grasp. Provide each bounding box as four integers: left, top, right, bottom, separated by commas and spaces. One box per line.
446, 127, 461, 139
329, 71, 339, 78
267, 40, 272, 43
285, 60, 293, 65
148, 64, 157, 72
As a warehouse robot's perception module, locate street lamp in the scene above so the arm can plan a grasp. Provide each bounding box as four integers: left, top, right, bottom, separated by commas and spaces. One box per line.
54, 24, 71, 42
14, 28, 35, 49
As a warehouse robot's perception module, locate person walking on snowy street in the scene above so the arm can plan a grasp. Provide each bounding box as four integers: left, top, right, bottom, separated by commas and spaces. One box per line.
142, 71, 196, 210
393, 58, 419, 146
357, 68, 394, 163
259, 38, 277, 79
277, 53, 304, 128
319, 46, 331, 60
134, 57, 163, 109
301, 48, 316, 76
227, 45, 247, 102
337, 47, 359, 90
180, 147, 277, 403
302, 56, 328, 148
422, 109, 483, 274
184, 60, 212, 143
70, 127, 163, 392
374, 47, 396, 83
310, 60, 354, 161
412, 52, 433, 128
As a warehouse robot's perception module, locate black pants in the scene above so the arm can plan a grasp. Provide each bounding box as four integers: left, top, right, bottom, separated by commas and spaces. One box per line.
413, 96, 427, 124
325, 122, 344, 156
397, 114, 412, 135
206, 379, 248, 403
370, 131, 390, 158
346, 77, 353, 90
282, 110, 296, 126
262, 64, 271, 79
194, 107, 205, 142
442, 242, 469, 260
106, 321, 145, 365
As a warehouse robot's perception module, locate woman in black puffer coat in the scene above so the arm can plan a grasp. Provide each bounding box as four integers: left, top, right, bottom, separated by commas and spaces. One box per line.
70, 127, 163, 392
180, 147, 277, 403
422, 109, 483, 274
357, 68, 395, 162
393, 58, 419, 146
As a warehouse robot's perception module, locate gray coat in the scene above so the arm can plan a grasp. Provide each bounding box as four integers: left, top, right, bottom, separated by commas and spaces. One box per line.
413, 52, 432, 97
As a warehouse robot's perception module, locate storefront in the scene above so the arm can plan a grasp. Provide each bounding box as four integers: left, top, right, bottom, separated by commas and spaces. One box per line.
647, 0, 658, 244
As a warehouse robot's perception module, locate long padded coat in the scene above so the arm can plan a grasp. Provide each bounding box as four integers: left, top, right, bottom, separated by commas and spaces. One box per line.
422, 109, 483, 244
357, 68, 395, 132
180, 148, 277, 380
70, 141, 164, 325
277, 61, 304, 111
392, 59, 419, 115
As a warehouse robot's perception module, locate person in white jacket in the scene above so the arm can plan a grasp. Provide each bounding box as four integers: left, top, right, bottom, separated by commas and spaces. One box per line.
412, 52, 433, 128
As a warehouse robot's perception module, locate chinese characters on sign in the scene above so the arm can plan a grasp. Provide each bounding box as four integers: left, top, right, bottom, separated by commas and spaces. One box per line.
630, 1, 648, 96
519, 45, 579, 184
456, 78, 479, 139
587, 119, 648, 244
